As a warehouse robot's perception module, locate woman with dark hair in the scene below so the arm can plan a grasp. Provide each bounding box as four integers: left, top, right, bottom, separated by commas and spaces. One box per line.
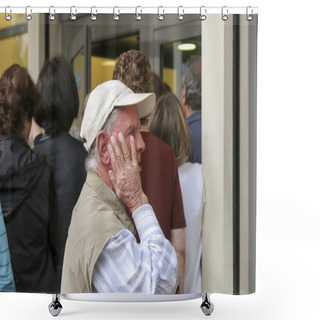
32, 56, 87, 278
151, 72, 171, 101
148, 92, 204, 294
0, 64, 60, 293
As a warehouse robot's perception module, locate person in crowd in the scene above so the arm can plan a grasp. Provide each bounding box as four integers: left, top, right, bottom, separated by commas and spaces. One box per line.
149, 92, 204, 293
0, 203, 15, 292
61, 80, 179, 294
181, 56, 202, 164
113, 49, 186, 293
151, 71, 171, 101
0, 64, 60, 293
31, 56, 87, 283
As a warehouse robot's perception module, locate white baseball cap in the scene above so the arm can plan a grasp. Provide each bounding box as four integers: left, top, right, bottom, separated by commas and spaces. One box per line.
80, 80, 156, 151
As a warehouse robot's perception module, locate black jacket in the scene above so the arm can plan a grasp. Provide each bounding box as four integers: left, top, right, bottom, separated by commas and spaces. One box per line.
33, 133, 87, 259
0, 135, 60, 293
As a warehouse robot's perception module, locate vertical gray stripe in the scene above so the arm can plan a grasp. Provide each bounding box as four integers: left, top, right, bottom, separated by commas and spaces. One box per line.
232, 14, 241, 295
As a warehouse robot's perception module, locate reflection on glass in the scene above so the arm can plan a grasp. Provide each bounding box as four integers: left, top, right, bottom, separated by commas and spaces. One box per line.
91, 34, 139, 90
161, 36, 201, 98
0, 14, 26, 29
71, 48, 85, 128
0, 14, 28, 76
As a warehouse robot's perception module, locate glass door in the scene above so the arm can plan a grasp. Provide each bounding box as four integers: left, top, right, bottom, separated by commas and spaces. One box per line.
90, 33, 139, 90
153, 18, 201, 99
161, 35, 201, 96
62, 23, 91, 128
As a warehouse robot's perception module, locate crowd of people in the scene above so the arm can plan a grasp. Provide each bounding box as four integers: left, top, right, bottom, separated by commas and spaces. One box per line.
0, 50, 203, 295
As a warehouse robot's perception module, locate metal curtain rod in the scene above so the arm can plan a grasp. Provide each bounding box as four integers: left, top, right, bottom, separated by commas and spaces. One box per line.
0, 6, 258, 22
0, 6, 258, 15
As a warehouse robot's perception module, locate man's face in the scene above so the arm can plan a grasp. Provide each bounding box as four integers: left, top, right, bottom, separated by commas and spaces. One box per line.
110, 105, 145, 163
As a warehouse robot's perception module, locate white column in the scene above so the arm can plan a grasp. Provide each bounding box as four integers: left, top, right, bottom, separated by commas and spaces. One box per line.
201, 14, 257, 294
27, 14, 45, 82
202, 14, 234, 294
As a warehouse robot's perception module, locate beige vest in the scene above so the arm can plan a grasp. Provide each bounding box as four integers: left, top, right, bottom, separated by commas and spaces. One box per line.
61, 171, 135, 293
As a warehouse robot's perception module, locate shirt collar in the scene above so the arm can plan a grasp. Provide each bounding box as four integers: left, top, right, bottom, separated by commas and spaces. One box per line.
187, 110, 201, 124
86, 171, 125, 211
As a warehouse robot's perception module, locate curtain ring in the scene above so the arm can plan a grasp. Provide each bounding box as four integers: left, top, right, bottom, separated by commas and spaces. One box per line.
135, 6, 142, 21
200, 6, 207, 21
157, 6, 164, 21
221, 6, 228, 21
49, 6, 55, 21
5, 6, 12, 21
246, 6, 253, 21
90, 6, 97, 21
113, 6, 120, 21
177, 6, 184, 21
25, 6, 32, 21
70, 6, 77, 21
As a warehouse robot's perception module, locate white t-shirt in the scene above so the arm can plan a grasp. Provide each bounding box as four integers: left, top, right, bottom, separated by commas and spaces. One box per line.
178, 162, 204, 293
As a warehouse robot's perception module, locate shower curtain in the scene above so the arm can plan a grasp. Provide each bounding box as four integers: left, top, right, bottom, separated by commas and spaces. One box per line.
0, 5, 258, 305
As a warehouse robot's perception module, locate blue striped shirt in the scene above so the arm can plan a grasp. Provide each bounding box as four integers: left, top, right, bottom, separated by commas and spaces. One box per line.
0, 203, 15, 292
92, 204, 179, 294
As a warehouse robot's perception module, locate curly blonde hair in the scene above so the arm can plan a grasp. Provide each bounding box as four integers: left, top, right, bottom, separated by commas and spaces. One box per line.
113, 49, 153, 94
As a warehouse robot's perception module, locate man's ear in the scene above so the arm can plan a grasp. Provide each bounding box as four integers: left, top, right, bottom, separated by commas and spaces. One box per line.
181, 84, 187, 103
96, 131, 110, 166
181, 85, 187, 114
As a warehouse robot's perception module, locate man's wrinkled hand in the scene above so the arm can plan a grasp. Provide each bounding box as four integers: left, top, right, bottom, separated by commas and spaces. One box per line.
107, 132, 148, 213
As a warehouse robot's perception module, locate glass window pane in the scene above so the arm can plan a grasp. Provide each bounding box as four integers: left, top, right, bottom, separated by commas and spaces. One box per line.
71, 48, 85, 128
91, 34, 139, 90
161, 36, 201, 97
0, 33, 28, 76
0, 14, 26, 29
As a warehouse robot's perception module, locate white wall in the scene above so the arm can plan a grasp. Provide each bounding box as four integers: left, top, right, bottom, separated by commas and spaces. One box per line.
27, 14, 45, 82
2, 0, 319, 319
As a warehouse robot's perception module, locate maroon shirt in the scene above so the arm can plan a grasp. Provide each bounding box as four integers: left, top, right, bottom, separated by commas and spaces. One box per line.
128, 131, 186, 242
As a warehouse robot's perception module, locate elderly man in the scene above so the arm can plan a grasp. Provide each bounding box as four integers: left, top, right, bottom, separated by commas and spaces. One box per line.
61, 80, 179, 294
113, 50, 186, 293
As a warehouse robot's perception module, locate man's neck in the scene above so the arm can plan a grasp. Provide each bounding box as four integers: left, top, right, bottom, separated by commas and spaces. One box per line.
185, 107, 197, 119
94, 165, 113, 190
140, 124, 149, 132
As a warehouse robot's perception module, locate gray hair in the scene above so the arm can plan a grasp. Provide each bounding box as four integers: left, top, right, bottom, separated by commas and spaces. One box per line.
181, 56, 201, 111
85, 107, 125, 172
